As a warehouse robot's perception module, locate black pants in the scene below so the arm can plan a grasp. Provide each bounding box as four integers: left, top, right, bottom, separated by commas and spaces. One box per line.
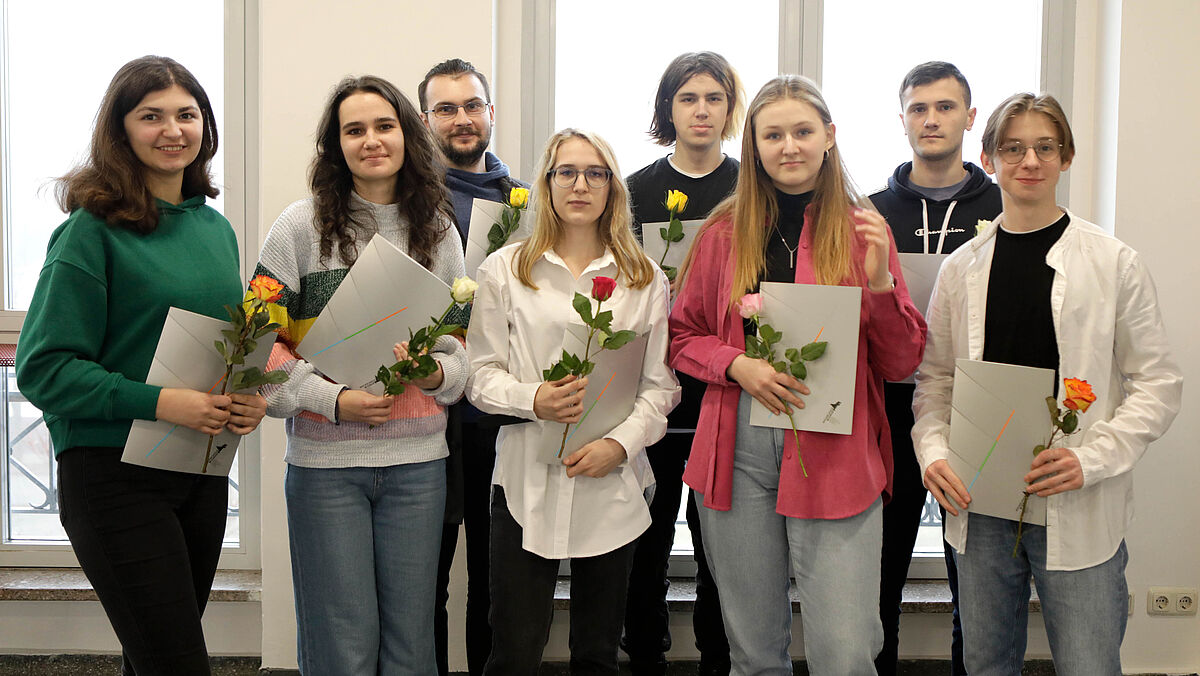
620, 431, 729, 675
435, 421, 498, 676
877, 384, 967, 676
58, 446, 228, 676
483, 487, 636, 675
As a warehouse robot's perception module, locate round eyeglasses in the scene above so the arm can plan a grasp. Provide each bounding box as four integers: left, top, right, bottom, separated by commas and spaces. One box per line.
997, 140, 1063, 164
548, 166, 613, 189
425, 100, 490, 119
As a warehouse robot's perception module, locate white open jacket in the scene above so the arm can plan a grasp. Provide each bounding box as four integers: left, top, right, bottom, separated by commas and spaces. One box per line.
912, 209, 1182, 570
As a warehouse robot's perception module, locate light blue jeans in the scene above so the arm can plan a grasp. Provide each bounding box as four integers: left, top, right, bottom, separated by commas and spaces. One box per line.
285, 459, 446, 676
695, 392, 883, 675
954, 512, 1128, 676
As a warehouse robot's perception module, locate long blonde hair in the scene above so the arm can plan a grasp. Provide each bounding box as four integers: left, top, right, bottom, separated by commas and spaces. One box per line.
514, 128, 654, 290
681, 75, 865, 307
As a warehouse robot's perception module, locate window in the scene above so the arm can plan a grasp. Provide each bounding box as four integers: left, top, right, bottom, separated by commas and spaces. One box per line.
0, 0, 255, 567
532, 0, 1072, 577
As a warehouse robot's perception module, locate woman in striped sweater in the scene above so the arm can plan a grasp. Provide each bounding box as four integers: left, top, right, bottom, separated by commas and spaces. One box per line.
254, 75, 466, 675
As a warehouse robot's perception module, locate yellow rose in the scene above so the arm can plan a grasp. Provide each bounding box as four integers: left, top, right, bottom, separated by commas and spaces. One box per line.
451, 276, 479, 304
508, 187, 529, 209
665, 189, 689, 214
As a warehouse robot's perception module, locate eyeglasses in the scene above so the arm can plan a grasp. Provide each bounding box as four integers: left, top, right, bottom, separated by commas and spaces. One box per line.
424, 100, 490, 119
548, 166, 613, 189
996, 140, 1063, 164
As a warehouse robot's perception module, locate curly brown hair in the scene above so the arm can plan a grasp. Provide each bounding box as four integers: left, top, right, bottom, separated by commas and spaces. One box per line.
310, 75, 453, 270
55, 56, 220, 233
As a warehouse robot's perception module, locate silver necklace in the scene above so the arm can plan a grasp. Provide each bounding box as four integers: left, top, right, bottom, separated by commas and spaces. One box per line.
776, 227, 799, 268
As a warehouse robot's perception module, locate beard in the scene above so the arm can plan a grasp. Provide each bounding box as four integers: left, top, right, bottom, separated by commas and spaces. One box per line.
440, 128, 491, 168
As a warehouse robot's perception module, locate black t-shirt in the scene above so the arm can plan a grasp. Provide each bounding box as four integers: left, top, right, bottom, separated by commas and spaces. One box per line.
626, 154, 739, 430
627, 155, 740, 244
982, 213, 1070, 380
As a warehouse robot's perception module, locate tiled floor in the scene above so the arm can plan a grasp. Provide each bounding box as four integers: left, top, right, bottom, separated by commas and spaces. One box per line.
0, 656, 1067, 675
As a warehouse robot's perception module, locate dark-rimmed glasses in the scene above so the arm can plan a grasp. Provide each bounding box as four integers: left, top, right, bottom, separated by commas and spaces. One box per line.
548, 166, 613, 189
425, 100, 490, 119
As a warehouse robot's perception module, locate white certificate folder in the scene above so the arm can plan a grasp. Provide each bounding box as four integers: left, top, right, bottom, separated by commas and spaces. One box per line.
298, 233, 453, 395
465, 198, 534, 277
946, 359, 1055, 525
122, 307, 272, 476
748, 282, 862, 436
535, 325, 650, 466
641, 218, 705, 271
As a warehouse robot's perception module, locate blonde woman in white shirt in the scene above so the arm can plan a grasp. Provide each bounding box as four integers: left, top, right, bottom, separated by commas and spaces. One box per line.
466, 128, 680, 674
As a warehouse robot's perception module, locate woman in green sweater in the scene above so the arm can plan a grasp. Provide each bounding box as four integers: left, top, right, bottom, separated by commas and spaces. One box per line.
15, 56, 266, 675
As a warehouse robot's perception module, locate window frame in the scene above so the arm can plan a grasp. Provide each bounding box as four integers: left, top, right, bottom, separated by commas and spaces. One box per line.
519, 0, 1075, 580
0, 0, 259, 569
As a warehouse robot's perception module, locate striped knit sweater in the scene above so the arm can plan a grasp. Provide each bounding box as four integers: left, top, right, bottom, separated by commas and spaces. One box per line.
255, 194, 467, 468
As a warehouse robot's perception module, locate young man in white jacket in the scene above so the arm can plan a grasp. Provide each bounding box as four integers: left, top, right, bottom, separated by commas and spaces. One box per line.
911, 92, 1182, 676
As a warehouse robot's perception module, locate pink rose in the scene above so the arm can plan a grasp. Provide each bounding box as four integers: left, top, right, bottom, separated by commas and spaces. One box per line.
737, 293, 763, 319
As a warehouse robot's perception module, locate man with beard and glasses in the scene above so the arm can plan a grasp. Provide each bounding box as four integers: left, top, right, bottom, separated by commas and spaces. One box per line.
869, 61, 1001, 676
419, 57, 527, 676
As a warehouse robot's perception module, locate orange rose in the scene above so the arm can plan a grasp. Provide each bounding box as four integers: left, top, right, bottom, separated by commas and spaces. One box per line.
1062, 377, 1096, 413
249, 275, 284, 303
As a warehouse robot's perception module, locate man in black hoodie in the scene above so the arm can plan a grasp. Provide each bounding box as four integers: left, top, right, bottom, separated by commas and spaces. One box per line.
870, 61, 1000, 676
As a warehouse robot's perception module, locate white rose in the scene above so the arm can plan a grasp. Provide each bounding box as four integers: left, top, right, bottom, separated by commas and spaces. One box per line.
451, 276, 479, 304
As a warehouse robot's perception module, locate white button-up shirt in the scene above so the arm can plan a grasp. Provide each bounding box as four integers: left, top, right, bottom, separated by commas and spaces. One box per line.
912, 210, 1182, 570
466, 243, 680, 559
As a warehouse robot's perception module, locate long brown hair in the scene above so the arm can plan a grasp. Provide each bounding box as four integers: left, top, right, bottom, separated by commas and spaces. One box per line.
310, 75, 453, 269
56, 56, 220, 233
681, 75, 865, 307
514, 129, 654, 290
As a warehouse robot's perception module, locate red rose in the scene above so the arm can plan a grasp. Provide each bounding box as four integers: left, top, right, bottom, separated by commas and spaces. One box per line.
591, 276, 616, 302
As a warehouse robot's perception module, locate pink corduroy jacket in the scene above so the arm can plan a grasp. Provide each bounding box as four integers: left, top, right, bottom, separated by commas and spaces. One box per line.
669, 212, 927, 519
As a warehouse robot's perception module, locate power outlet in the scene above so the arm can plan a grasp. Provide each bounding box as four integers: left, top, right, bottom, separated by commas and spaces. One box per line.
1147, 587, 1199, 616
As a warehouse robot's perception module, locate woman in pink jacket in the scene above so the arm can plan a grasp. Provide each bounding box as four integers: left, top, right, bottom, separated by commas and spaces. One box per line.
668, 75, 927, 675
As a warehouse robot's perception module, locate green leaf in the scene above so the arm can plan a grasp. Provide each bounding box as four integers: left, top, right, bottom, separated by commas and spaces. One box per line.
563, 351, 583, 371
800, 341, 827, 361
1033, 444, 1047, 455
385, 380, 407, 395
487, 222, 507, 247
262, 370, 289, 385
572, 293, 593, 324
662, 265, 677, 282
230, 353, 245, 366
785, 347, 800, 363
221, 329, 240, 344
602, 329, 637, 350
659, 226, 670, 241
1045, 396, 1060, 423
790, 361, 807, 380
592, 310, 613, 333
544, 362, 570, 381
243, 338, 257, 355
228, 371, 244, 392
771, 360, 786, 373
578, 361, 596, 377
667, 218, 685, 242
1061, 410, 1078, 434
759, 324, 780, 346
214, 340, 227, 358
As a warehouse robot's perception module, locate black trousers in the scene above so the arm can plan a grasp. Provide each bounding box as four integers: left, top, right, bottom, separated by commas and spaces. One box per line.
620, 431, 729, 675
435, 420, 498, 676
58, 446, 228, 676
877, 384, 967, 676
483, 487, 636, 675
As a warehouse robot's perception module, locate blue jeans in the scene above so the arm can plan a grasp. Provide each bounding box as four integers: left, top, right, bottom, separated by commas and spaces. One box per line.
695, 393, 883, 676
954, 512, 1128, 676
286, 459, 446, 676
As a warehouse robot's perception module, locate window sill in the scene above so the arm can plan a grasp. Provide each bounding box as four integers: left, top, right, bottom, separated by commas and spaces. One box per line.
0, 568, 260, 603
553, 577, 1042, 614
